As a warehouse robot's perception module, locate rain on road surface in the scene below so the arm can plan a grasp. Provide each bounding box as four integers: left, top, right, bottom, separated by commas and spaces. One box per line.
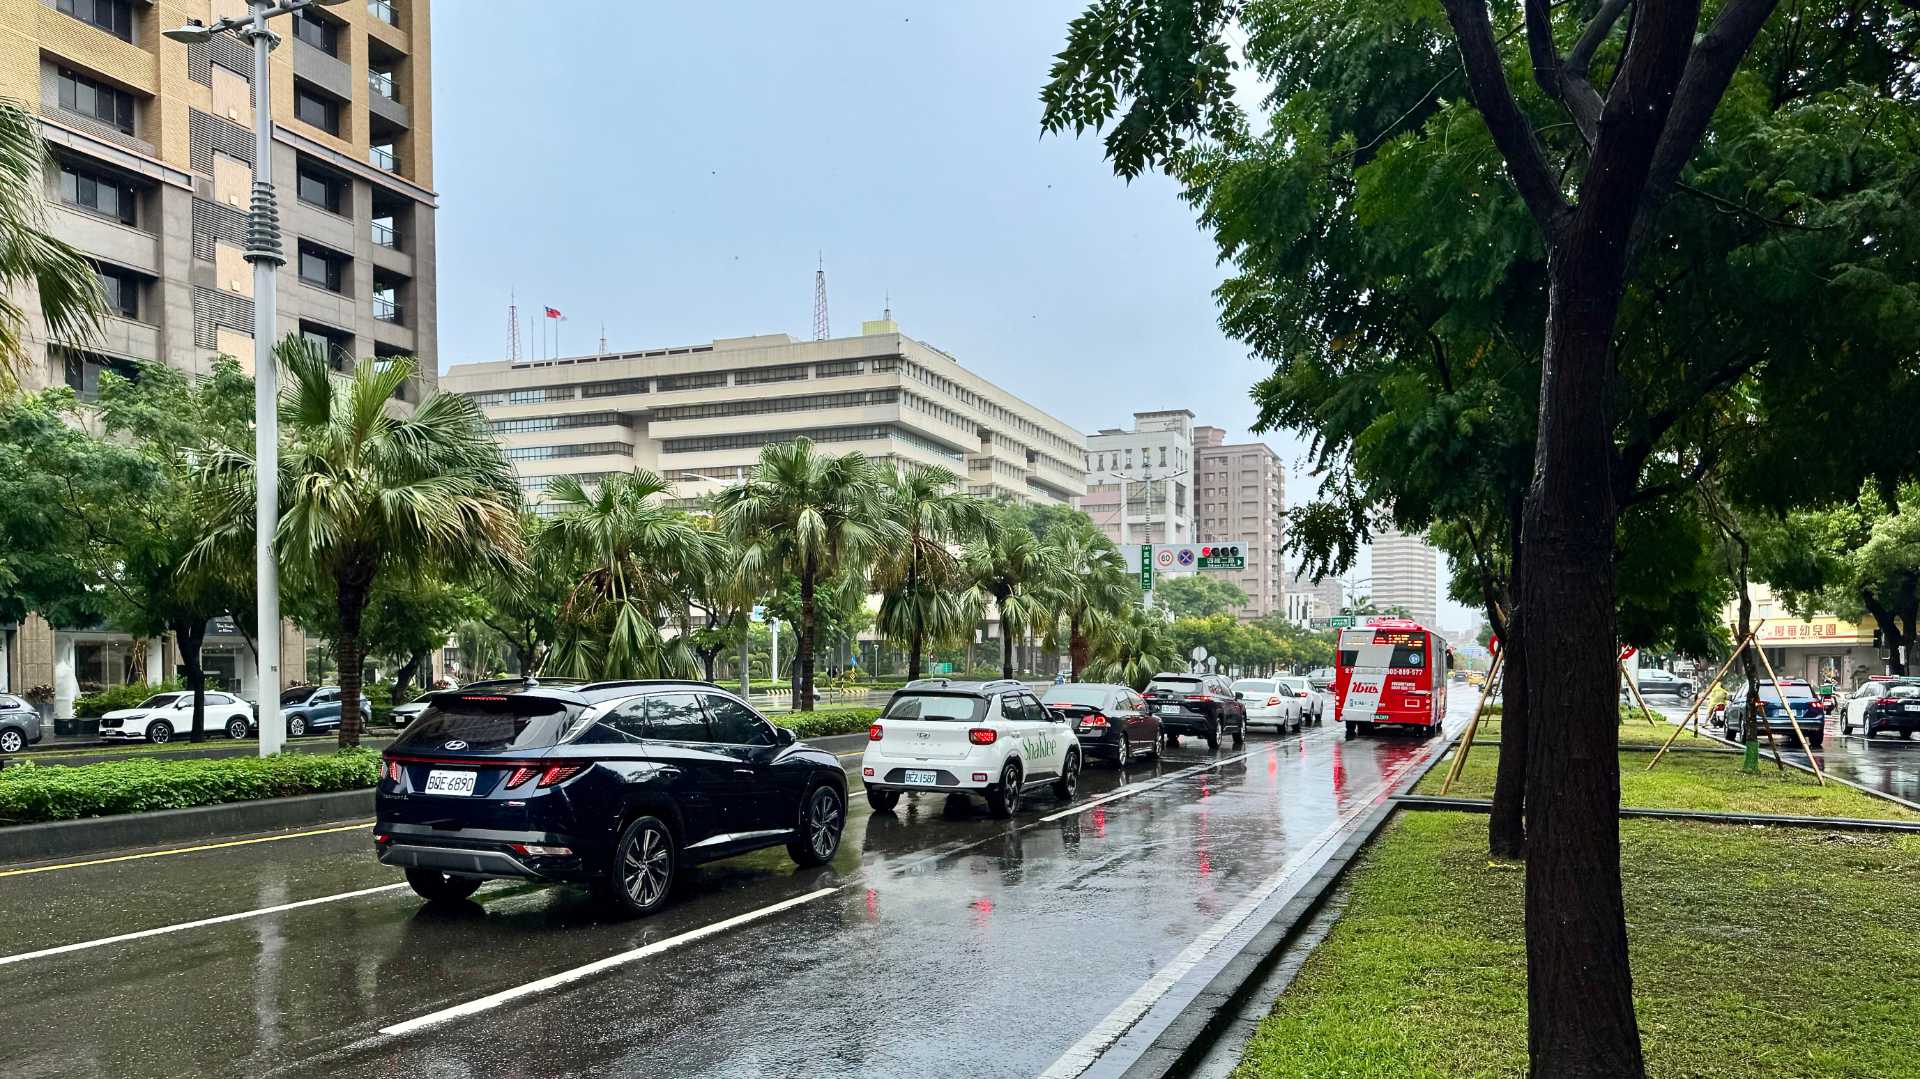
2, 703, 1469, 1079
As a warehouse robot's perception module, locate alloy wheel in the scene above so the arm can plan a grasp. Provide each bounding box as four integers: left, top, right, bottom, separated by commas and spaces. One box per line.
624, 825, 671, 907
808, 787, 843, 859
0, 730, 21, 753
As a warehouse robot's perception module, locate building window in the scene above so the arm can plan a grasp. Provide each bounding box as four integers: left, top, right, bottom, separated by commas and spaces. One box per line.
97, 265, 139, 319
299, 322, 353, 370
814, 359, 864, 378
57, 0, 133, 42
735, 364, 809, 386
488, 412, 632, 434
59, 163, 136, 225
368, 0, 397, 26
503, 442, 630, 462
370, 144, 397, 172
293, 85, 339, 135
297, 243, 346, 293
58, 349, 138, 402
368, 69, 398, 102
58, 68, 135, 134
296, 166, 345, 214
372, 286, 401, 323
371, 215, 398, 249
292, 8, 339, 54
582, 378, 648, 398
656, 371, 729, 392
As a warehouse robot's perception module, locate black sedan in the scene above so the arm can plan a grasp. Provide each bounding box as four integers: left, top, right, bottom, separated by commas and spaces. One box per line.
1041, 682, 1160, 767
1857, 682, 1920, 740
374, 680, 848, 916
1143, 673, 1248, 751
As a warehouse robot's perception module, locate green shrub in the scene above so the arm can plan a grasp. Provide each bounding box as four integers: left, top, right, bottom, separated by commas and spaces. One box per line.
0, 750, 379, 824
774, 707, 882, 739
75, 681, 185, 718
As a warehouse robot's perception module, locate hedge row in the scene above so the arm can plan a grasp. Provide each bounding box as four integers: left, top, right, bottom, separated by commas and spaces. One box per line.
775, 707, 882, 739
0, 750, 379, 825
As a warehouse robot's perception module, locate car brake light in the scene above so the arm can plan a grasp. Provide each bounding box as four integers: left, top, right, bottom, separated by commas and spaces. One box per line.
504, 765, 541, 788
972, 772, 989, 782
1083, 713, 1108, 727
1265, 696, 1281, 707
968, 727, 998, 745
1878, 697, 1899, 705
384, 759, 401, 782
1186, 694, 1210, 702
868, 723, 884, 741
373, 833, 387, 844
538, 765, 585, 787
862, 767, 874, 777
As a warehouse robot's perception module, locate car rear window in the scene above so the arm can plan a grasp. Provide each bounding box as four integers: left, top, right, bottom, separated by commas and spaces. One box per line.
1233, 680, 1276, 695
1042, 685, 1112, 707
1147, 677, 1202, 695
1757, 683, 1815, 703
1278, 678, 1311, 693
883, 693, 987, 722
391, 694, 578, 751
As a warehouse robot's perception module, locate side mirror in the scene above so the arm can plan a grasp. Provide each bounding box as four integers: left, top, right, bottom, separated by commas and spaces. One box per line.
775, 726, 797, 746
1235, 691, 1247, 700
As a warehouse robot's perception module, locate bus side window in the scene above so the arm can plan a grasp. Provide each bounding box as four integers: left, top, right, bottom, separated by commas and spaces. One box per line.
1447, 651, 1456, 670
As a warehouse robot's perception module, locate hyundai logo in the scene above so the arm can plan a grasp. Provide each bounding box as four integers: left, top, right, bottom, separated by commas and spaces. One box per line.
443, 740, 468, 751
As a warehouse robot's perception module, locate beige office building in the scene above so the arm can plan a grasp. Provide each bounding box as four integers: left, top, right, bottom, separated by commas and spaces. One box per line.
1371, 525, 1438, 627
2, 0, 438, 712
1192, 426, 1285, 619
441, 317, 1088, 508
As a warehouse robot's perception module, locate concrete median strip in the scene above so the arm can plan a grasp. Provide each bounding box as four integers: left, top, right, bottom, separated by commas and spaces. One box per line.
0, 882, 410, 968
378, 886, 840, 1037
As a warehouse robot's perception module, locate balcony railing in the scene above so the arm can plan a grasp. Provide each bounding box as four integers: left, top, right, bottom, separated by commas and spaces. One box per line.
373, 296, 402, 323
368, 0, 396, 26
368, 70, 396, 101
371, 220, 397, 248
369, 145, 396, 172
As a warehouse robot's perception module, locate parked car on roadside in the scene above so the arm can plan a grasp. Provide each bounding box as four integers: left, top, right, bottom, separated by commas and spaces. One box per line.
1839, 677, 1920, 736
101, 691, 254, 743
1041, 682, 1158, 767
1849, 681, 1920, 740
1230, 677, 1303, 734
274, 686, 369, 738
389, 700, 429, 729
376, 679, 846, 915
1723, 679, 1826, 749
1143, 673, 1248, 750
0, 693, 43, 753
864, 679, 1080, 816
1624, 667, 1694, 700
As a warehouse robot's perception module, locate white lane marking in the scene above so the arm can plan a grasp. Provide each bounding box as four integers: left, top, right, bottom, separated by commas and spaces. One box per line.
379, 886, 839, 1037
1039, 751, 1255, 823
1036, 741, 1431, 1079
0, 883, 410, 968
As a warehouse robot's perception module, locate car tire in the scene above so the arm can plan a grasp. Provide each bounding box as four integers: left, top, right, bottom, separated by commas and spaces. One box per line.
866, 787, 901, 812
1345, 721, 1358, 739
1206, 720, 1221, 752
1164, 733, 1178, 748
147, 720, 172, 744
788, 784, 845, 867
599, 815, 676, 917
287, 714, 308, 738
985, 761, 1023, 819
0, 729, 22, 754
1116, 736, 1133, 769
226, 717, 249, 740
1052, 749, 1081, 802
404, 868, 481, 904
1232, 719, 1246, 748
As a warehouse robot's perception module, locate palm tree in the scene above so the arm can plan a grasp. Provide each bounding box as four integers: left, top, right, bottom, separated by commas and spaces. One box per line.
964, 522, 1067, 679
0, 99, 108, 394
1043, 517, 1132, 676
539, 470, 724, 680
195, 342, 521, 746
713, 439, 894, 712
872, 464, 995, 679
1087, 605, 1180, 690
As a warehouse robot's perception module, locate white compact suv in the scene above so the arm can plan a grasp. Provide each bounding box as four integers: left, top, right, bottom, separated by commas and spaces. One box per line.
861, 679, 1081, 818
100, 691, 255, 742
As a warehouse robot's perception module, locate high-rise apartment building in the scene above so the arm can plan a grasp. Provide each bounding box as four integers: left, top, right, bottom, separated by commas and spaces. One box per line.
1076, 409, 1194, 544
441, 318, 1087, 508
1371, 525, 1438, 627
2, 0, 437, 712
1286, 565, 1345, 626
1192, 426, 1285, 618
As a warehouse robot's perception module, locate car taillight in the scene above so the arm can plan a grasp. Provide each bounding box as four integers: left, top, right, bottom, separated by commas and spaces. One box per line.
504, 765, 542, 789
538, 765, 585, 787
1265, 696, 1281, 707
968, 727, 998, 745
868, 723, 884, 741
1878, 697, 1899, 706
384, 759, 401, 782
1083, 713, 1108, 727
509, 843, 573, 857
1186, 694, 1210, 702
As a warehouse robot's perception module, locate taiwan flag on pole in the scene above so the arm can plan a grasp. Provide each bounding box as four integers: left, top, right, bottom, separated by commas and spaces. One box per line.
544, 307, 564, 319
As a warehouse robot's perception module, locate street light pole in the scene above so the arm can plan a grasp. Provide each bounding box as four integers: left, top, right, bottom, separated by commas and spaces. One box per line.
167, 1, 349, 755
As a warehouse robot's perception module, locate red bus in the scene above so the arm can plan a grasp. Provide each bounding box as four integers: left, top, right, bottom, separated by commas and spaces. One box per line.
1332, 618, 1452, 737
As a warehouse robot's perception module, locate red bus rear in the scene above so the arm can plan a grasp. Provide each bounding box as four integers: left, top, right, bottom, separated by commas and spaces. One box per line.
1332, 618, 1450, 737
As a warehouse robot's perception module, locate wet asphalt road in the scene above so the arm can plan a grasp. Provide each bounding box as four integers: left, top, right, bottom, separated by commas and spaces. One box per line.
0, 705, 1465, 1079
1642, 698, 1920, 804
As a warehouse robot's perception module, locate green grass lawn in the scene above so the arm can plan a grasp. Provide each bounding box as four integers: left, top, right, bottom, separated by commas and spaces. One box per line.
1417, 745, 1919, 821
1235, 812, 1920, 1079
1466, 713, 1711, 747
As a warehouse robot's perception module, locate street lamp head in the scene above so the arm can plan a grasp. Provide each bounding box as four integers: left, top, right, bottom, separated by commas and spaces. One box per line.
162, 20, 215, 43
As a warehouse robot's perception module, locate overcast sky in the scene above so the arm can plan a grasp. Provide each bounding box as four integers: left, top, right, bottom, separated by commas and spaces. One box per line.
431, 1, 1473, 628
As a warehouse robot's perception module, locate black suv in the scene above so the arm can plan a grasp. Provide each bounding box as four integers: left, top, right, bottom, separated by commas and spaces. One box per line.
1143, 673, 1248, 750
375, 679, 848, 916
1724, 678, 1827, 750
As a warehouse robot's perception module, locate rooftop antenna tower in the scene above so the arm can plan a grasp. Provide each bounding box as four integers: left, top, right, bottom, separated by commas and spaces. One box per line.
813, 254, 830, 340
599, 323, 608, 356
507, 289, 521, 363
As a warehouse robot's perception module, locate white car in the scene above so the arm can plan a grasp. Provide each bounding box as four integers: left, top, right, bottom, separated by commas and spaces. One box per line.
861, 679, 1081, 817
100, 691, 254, 743
1278, 675, 1330, 724
1840, 677, 1920, 735
1232, 678, 1304, 733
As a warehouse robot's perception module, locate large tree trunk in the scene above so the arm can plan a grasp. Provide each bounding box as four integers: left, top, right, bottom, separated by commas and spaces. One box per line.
335, 566, 375, 749
905, 559, 925, 680
392, 648, 427, 703
175, 621, 207, 743
1520, 261, 1643, 1079
798, 557, 817, 713
999, 592, 1015, 680
1490, 501, 1527, 860
1069, 613, 1090, 676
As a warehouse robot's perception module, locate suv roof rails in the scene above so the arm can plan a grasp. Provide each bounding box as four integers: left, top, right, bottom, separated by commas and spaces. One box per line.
456, 676, 589, 691
578, 678, 725, 693
979, 679, 1026, 693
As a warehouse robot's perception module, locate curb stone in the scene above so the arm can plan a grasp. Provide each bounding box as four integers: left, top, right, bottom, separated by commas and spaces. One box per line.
0, 788, 374, 864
